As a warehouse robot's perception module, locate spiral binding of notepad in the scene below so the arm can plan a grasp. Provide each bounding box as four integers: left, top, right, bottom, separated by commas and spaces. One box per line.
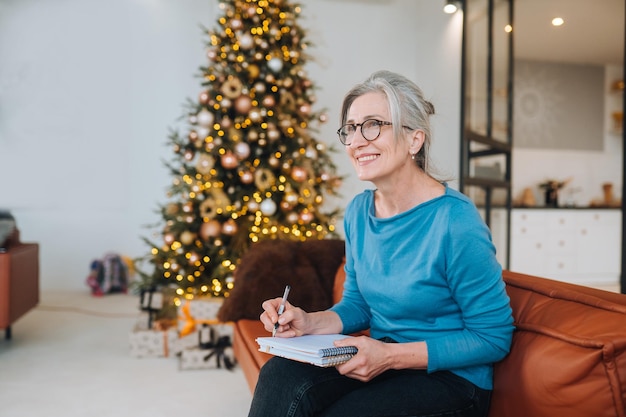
320, 353, 356, 367
319, 346, 359, 357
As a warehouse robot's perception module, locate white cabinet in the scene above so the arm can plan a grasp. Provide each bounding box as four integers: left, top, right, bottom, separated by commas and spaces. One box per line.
510, 209, 621, 286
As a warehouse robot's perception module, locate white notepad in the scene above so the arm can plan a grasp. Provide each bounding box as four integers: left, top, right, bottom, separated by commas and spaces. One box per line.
256, 334, 358, 367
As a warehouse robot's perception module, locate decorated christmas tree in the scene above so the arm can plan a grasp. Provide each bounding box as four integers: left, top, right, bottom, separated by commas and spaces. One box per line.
137, 0, 342, 299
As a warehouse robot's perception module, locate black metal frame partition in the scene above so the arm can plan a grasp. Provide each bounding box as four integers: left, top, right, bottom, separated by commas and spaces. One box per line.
459, 0, 514, 268
461, 0, 625, 293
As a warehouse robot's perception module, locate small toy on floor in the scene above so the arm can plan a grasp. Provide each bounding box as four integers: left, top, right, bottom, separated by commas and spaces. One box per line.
86, 252, 131, 296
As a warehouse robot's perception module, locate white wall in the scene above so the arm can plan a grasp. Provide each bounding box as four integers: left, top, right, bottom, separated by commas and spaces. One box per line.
0, 0, 463, 290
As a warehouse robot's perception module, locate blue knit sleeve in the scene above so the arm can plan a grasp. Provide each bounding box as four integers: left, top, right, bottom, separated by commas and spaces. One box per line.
425, 201, 514, 374
329, 193, 372, 334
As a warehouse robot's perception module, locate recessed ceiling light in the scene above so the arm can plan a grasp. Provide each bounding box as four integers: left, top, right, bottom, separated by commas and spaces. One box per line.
552, 17, 564, 26
443, 0, 458, 14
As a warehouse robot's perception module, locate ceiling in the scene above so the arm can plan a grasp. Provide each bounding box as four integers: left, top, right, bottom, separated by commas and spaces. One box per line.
514, 0, 624, 66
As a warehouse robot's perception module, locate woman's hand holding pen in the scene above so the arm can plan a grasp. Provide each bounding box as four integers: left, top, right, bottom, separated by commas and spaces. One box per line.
260, 298, 308, 337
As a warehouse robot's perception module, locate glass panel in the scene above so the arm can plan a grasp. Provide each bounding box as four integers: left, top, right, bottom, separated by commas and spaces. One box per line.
491, 0, 511, 143
465, 0, 489, 137
470, 152, 506, 181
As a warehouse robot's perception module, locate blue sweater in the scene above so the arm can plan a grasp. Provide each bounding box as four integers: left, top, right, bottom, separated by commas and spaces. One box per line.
330, 185, 514, 390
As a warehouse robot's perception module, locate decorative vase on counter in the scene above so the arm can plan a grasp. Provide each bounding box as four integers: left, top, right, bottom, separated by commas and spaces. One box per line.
544, 183, 559, 207
539, 178, 571, 208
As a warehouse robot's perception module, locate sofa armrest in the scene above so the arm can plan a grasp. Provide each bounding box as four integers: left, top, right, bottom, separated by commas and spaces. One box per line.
0, 242, 40, 328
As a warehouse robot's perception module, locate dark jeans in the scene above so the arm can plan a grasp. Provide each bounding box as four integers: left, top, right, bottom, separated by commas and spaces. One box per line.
247, 357, 492, 417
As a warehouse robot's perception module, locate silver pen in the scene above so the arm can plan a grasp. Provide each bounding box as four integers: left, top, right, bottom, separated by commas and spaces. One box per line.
272, 285, 291, 337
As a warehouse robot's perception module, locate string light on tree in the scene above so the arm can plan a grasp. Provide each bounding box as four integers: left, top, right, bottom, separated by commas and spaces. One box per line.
136, 0, 342, 299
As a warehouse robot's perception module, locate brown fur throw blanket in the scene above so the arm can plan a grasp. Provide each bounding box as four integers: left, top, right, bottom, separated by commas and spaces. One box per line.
217, 239, 345, 322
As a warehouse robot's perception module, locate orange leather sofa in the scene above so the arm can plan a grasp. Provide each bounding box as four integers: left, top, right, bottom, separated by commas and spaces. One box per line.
0, 229, 40, 339
219, 239, 626, 417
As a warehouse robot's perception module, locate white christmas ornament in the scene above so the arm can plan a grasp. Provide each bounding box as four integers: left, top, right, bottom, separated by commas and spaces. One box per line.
267, 58, 283, 73
197, 109, 214, 127
239, 33, 254, 50
196, 127, 210, 140
234, 142, 251, 159
260, 198, 277, 216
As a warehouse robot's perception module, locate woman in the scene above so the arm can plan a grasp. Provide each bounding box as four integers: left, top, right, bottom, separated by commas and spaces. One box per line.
247, 70, 514, 417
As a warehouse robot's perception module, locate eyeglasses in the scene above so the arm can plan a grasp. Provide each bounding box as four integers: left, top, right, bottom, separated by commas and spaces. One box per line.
336, 119, 392, 145
336, 119, 412, 146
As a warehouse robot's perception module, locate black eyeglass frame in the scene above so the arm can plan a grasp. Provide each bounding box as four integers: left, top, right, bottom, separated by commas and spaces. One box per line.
336, 119, 412, 145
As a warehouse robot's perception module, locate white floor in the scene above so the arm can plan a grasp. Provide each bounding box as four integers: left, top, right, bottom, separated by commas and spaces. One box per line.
0, 291, 252, 417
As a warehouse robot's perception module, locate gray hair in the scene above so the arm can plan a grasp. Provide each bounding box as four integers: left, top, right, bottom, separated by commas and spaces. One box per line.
339, 70, 435, 175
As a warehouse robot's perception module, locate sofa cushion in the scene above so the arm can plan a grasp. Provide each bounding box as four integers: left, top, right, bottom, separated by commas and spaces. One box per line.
490, 271, 626, 417
332, 259, 346, 304
217, 239, 345, 322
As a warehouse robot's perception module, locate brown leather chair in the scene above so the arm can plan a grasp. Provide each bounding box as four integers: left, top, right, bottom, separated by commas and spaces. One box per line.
0, 229, 39, 339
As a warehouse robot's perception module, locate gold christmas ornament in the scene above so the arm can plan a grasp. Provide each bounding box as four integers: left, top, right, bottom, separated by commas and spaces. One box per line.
165, 203, 179, 215
248, 64, 260, 79
221, 77, 243, 99
254, 168, 276, 190
196, 154, 215, 175
180, 230, 196, 245
299, 184, 317, 205
199, 188, 231, 218
280, 91, 296, 110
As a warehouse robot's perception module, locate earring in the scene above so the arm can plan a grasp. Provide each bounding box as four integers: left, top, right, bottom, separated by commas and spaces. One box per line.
411, 153, 416, 160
